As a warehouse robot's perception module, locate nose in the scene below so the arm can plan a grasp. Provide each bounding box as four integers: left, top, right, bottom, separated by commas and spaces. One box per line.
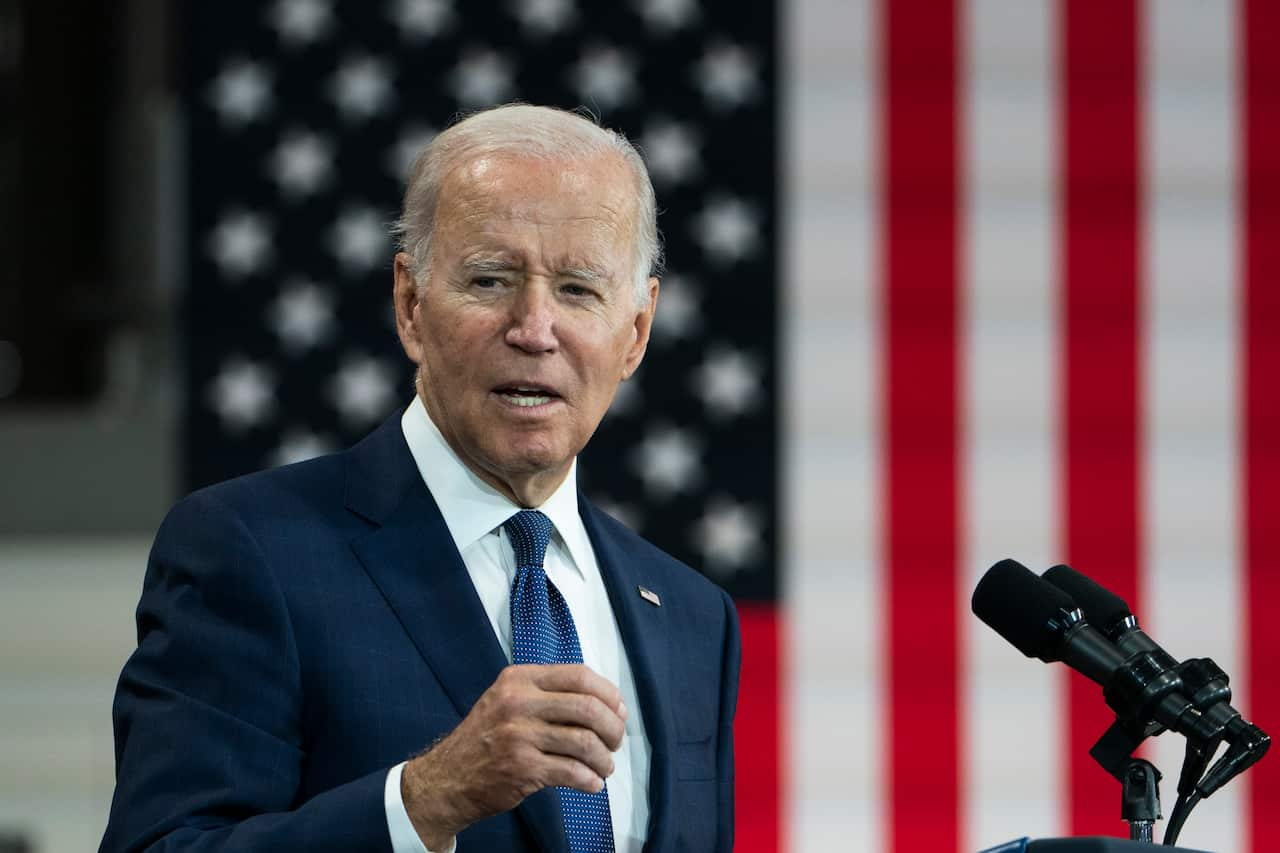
504, 282, 559, 354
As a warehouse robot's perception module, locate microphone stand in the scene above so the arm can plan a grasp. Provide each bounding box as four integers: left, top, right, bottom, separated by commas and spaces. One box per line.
1121, 759, 1162, 842
1090, 717, 1164, 844
1085, 649, 1218, 844
1086, 654, 1269, 846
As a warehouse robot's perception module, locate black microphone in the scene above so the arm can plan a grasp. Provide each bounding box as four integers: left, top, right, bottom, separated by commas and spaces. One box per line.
1041, 563, 1270, 795
973, 558, 1117, 680
1041, 564, 1179, 668
1040, 564, 1261, 738
972, 559, 1220, 744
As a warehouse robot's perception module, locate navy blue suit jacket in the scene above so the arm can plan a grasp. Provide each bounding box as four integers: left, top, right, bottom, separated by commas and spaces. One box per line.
100, 415, 741, 852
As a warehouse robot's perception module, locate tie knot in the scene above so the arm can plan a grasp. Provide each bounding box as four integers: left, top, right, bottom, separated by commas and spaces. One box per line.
504, 510, 554, 569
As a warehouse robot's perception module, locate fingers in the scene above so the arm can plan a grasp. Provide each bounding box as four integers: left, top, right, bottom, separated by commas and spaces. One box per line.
537, 752, 607, 795
530, 689, 626, 752
512, 665, 625, 752
536, 720, 619, 779
525, 664, 625, 718
403, 665, 628, 836
490, 665, 627, 776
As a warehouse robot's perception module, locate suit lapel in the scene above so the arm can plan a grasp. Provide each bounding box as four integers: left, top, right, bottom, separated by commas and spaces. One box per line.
350, 481, 506, 717
580, 498, 676, 853
345, 417, 568, 853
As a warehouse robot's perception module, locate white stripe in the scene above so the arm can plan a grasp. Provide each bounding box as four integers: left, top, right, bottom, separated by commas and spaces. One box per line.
962, 0, 1063, 847
785, 0, 882, 849
1143, 2, 1244, 849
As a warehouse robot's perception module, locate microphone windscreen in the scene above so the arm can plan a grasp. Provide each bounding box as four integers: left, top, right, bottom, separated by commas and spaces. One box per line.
1042, 564, 1133, 636
972, 558, 1079, 659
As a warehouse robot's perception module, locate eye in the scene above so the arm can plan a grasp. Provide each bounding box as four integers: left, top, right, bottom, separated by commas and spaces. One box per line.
560, 283, 597, 299
471, 277, 503, 290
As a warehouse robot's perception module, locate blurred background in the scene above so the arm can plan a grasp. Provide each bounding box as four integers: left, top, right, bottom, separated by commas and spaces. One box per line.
0, 1, 1276, 852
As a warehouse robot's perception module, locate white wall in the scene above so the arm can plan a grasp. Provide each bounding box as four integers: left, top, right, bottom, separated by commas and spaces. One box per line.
0, 540, 149, 852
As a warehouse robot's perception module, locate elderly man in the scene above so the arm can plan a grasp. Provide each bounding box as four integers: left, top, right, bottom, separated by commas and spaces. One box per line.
100, 105, 741, 853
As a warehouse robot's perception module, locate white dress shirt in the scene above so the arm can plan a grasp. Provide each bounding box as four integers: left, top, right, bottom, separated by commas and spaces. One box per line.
384, 396, 651, 853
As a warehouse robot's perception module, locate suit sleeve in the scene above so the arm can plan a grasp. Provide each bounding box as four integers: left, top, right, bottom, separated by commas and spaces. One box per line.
715, 588, 743, 853
99, 490, 393, 853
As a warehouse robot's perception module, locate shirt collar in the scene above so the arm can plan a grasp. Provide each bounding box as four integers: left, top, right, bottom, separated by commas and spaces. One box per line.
399, 395, 589, 578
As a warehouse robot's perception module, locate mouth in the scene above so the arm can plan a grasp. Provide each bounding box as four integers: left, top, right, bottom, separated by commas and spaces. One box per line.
492, 383, 563, 409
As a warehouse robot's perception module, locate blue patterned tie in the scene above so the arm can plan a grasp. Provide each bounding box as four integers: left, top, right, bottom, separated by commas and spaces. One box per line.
505, 510, 615, 853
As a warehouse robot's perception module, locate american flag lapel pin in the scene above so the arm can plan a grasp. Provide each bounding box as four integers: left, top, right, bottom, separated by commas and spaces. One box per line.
638, 586, 661, 607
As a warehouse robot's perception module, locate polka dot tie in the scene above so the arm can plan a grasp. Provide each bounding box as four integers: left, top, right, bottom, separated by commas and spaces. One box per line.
505, 510, 616, 853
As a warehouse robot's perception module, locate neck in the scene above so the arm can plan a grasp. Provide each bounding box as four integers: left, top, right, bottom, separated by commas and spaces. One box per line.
487, 467, 570, 508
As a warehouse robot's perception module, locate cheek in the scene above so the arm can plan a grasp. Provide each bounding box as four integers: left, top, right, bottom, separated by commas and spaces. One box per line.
603, 328, 639, 376
576, 347, 627, 404
423, 312, 488, 361
419, 328, 481, 399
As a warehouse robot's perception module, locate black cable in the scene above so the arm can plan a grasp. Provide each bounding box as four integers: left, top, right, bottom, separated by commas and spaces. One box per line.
1162, 790, 1201, 846
1163, 728, 1269, 845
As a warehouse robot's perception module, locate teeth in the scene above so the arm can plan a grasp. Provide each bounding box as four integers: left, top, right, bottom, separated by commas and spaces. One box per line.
502, 392, 552, 407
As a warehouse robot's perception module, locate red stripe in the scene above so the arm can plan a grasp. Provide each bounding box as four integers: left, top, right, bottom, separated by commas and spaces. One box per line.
734, 604, 782, 853
1242, 1, 1280, 849
882, 1, 962, 850
1059, 0, 1144, 838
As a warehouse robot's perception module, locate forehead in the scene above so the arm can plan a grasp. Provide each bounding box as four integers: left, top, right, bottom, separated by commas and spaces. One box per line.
435, 152, 637, 254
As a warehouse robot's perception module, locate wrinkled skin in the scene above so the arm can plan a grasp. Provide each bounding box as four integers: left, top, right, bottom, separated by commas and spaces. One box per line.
394, 151, 658, 508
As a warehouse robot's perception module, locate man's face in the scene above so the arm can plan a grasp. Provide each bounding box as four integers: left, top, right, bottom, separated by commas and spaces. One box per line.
394, 151, 657, 504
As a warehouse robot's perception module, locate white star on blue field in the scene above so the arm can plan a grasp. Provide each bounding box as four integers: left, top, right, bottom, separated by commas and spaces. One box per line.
187, 0, 777, 597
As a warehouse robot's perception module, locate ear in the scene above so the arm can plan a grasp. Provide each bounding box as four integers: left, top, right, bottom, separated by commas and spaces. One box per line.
393, 252, 426, 364
621, 276, 659, 380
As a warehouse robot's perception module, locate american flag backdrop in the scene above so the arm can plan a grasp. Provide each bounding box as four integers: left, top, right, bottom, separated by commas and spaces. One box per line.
788, 1, 1278, 852
181, 1, 1280, 852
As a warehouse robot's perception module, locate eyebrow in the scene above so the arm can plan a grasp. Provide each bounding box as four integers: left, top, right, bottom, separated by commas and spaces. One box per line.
461, 255, 523, 274
460, 254, 613, 284
558, 264, 610, 283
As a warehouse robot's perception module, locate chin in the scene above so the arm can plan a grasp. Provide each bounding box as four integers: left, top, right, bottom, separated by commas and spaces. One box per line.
487, 440, 572, 477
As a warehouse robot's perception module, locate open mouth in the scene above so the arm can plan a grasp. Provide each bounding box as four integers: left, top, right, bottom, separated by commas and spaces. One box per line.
494, 385, 561, 408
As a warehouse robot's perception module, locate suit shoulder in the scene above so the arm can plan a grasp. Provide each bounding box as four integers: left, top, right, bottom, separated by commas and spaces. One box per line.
167, 450, 350, 534
168, 414, 410, 531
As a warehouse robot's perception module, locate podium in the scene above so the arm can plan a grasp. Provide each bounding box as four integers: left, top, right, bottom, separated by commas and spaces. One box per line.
980, 839, 1212, 853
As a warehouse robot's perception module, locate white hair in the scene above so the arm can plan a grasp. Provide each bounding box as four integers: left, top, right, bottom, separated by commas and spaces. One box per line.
391, 104, 663, 307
